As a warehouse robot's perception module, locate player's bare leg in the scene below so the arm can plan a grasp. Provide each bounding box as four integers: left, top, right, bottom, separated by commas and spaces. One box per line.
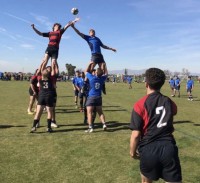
51, 58, 58, 70
46, 106, 53, 132
27, 95, 36, 114
96, 106, 107, 130
141, 173, 153, 183
85, 106, 94, 132
30, 105, 44, 132
89, 61, 96, 73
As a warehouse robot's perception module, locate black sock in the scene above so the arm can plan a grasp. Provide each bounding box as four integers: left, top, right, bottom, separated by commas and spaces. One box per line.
47, 119, 51, 128
51, 120, 56, 124
33, 120, 39, 127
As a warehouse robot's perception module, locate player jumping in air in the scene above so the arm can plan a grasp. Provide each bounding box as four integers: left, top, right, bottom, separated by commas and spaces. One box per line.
71, 23, 116, 94
31, 18, 79, 69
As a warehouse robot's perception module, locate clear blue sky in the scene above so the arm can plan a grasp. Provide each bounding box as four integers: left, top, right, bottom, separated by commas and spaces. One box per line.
1, 0, 200, 73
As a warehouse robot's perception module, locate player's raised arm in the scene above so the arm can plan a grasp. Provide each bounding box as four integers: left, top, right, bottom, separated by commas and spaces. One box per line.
85, 62, 93, 73
63, 17, 80, 31
101, 44, 117, 52
31, 24, 43, 36
71, 23, 84, 39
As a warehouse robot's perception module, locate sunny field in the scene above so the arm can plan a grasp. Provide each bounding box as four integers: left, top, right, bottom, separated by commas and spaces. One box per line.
0, 80, 199, 183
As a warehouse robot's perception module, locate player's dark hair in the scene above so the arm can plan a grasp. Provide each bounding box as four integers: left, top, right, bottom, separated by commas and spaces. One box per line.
81, 72, 85, 78
52, 23, 61, 30
89, 29, 95, 34
145, 68, 166, 90
96, 68, 103, 77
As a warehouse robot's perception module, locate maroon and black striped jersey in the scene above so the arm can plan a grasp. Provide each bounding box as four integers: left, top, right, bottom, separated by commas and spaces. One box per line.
130, 91, 177, 148
43, 29, 65, 48
30, 75, 39, 93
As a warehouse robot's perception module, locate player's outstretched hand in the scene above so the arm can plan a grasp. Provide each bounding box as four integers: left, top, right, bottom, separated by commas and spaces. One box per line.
73, 17, 80, 23
112, 48, 117, 52
31, 24, 35, 28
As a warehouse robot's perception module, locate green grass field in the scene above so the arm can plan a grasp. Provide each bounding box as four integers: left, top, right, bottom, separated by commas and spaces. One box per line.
0, 80, 199, 183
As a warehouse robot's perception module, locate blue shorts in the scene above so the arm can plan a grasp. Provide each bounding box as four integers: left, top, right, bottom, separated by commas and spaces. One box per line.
91, 53, 105, 64
175, 85, 180, 90
86, 96, 102, 106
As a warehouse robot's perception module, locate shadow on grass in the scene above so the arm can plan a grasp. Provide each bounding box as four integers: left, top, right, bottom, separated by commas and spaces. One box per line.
103, 109, 128, 112
0, 125, 26, 129
173, 120, 192, 124
105, 121, 130, 132
103, 105, 121, 108
191, 99, 200, 102
193, 124, 200, 126
34, 127, 88, 134
58, 95, 73, 98
56, 105, 78, 107
33, 121, 130, 133
55, 108, 80, 114
174, 120, 200, 126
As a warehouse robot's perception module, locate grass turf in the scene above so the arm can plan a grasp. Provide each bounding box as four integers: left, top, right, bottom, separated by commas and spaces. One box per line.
0, 80, 199, 183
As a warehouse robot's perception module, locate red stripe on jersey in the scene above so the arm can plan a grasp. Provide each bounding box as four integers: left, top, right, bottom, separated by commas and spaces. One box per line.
48, 30, 62, 47
134, 95, 150, 135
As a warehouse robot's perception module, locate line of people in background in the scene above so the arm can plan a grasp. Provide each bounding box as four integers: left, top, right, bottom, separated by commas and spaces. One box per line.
169, 75, 194, 101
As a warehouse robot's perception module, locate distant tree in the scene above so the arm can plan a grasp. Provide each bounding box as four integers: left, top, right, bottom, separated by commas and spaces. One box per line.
60, 71, 66, 75
163, 70, 171, 80
65, 63, 76, 77
173, 71, 180, 77
163, 69, 171, 76
124, 68, 128, 75
181, 68, 190, 77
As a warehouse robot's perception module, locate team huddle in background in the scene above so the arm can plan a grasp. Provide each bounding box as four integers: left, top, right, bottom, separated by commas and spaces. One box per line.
169, 75, 194, 101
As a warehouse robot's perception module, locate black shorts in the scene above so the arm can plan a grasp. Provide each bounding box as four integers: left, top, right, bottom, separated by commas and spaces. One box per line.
79, 92, 86, 98
139, 141, 182, 182
74, 89, 79, 97
187, 88, 192, 93
37, 94, 54, 107
86, 96, 102, 106
91, 53, 105, 64
45, 46, 59, 59
52, 90, 57, 103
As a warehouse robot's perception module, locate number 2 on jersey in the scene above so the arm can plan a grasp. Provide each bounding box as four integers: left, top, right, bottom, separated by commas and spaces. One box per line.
156, 106, 167, 128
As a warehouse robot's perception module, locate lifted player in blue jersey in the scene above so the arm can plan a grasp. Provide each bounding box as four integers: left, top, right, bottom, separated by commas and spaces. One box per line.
130, 68, 182, 183
71, 24, 116, 94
